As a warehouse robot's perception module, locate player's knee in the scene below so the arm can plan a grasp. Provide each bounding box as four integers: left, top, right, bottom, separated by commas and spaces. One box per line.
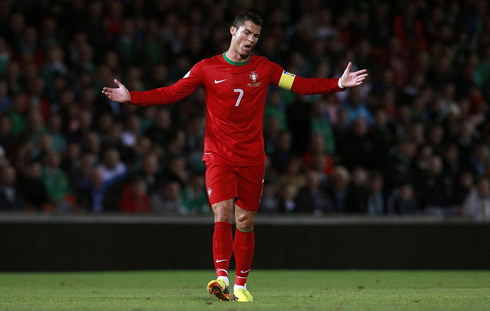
236, 213, 254, 231
212, 203, 233, 223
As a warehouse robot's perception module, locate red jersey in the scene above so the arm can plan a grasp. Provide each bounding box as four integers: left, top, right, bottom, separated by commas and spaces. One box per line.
129, 53, 343, 166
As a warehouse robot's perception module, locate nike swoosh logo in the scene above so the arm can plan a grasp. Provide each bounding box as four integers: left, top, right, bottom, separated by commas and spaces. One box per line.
214, 79, 227, 84
240, 269, 251, 274
216, 259, 228, 263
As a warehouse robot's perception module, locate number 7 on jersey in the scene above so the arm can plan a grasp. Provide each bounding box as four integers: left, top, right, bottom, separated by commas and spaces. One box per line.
234, 88, 244, 107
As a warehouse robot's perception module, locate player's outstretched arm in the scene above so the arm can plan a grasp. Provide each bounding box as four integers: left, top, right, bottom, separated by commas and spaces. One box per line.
102, 79, 130, 103
340, 62, 368, 88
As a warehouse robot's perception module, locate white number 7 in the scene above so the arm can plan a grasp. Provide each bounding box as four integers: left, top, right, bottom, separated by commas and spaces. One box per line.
234, 88, 244, 107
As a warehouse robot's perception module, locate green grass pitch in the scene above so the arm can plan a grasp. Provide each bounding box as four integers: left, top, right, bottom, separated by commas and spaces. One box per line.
0, 270, 489, 310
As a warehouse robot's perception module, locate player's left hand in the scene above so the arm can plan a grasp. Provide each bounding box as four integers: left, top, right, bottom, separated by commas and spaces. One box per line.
340, 62, 368, 88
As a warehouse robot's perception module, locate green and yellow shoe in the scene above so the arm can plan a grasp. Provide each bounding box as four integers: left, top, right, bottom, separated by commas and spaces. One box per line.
207, 279, 232, 302
234, 288, 254, 302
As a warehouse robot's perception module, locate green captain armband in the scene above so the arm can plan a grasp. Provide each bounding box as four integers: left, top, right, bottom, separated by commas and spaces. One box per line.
278, 70, 296, 90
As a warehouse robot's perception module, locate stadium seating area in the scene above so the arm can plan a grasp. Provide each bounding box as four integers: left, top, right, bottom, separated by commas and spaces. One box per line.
0, 0, 489, 219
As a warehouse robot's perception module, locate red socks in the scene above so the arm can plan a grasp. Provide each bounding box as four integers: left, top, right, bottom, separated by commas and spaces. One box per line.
213, 223, 255, 287
233, 228, 255, 286
213, 222, 233, 278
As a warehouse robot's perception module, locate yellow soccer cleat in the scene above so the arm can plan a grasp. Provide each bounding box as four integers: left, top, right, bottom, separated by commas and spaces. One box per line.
207, 279, 232, 302
234, 288, 254, 302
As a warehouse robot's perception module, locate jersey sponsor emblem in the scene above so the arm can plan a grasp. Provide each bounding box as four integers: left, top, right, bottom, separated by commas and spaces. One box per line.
240, 269, 252, 274
214, 79, 227, 84
248, 71, 262, 87
207, 187, 212, 197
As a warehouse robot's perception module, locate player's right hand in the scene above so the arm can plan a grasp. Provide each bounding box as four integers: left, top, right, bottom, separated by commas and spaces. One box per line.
102, 79, 131, 103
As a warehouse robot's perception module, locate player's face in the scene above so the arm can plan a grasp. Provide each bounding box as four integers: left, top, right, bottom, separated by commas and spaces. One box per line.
231, 20, 261, 58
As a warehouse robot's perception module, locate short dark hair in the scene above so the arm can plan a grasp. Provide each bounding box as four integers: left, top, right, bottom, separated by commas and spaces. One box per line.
232, 11, 263, 28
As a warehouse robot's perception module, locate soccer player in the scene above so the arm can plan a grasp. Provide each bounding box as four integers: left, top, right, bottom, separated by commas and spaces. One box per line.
102, 11, 368, 302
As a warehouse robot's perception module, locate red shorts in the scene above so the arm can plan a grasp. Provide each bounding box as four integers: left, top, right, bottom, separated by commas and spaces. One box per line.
205, 163, 265, 212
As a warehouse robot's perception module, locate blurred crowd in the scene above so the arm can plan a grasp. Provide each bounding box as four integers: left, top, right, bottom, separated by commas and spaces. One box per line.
0, 0, 489, 220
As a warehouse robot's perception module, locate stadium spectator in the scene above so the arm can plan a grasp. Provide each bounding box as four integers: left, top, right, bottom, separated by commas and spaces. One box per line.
268, 130, 294, 175
417, 155, 453, 215
350, 166, 369, 212
101, 121, 124, 152
295, 170, 333, 215
277, 156, 307, 201
259, 181, 280, 214
18, 161, 51, 210
41, 150, 70, 209
98, 147, 126, 185
180, 174, 210, 215
383, 139, 417, 193
466, 143, 489, 177
82, 130, 101, 156
0, 113, 14, 153
163, 155, 188, 189
121, 113, 141, 148
309, 151, 331, 186
451, 171, 474, 210
165, 128, 187, 158
0, 79, 11, 112
366, 171, 386, 215
310, 99, 335, 155
326, 165, 363, 214
76, 166, 110, 212
339, 87, 374, 127
302, 133, 334, 176
340, 117, 378, 170
263, 89, 287, 133
60, 141, 82, 173
69, 151, 97, 198
0, 146, 6, 168
144, 108, 172, 147
263, 114, 282, 156
119, 176, 150, 213
277, 183, 297, 213
45, 114, 67, 153
0, 164, 25, 210
122, 135, 153, 170
187, 136, 205, 175
441, 143, 460, 181
0, 38, 10, 77
462, 177, 490, 222
388, 183, 417, 215
126, 151, 163, 196
151, 180, 184, 214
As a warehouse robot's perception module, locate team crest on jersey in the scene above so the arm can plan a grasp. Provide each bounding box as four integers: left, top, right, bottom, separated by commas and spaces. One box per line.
248, 71, 262, 87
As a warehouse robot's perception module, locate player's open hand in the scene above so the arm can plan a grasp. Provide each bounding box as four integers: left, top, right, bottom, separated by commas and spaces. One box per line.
101, 79, 130, 103
340, 62, 368, 88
